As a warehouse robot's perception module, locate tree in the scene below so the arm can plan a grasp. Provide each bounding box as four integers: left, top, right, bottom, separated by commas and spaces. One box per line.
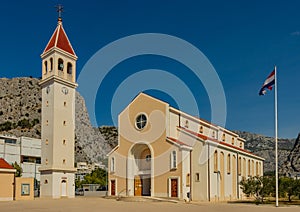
240, 176, 275, 203
12, 162, 22, 177
80, 168, 107, 186
279, 177, 300, 201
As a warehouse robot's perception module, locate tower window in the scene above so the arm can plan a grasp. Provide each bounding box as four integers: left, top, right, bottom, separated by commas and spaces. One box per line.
110, 157, 115, 172
63, 121, 66, 126
63, 139, 66, 145
45, 159, 48, 165
67, 62, 72, 74
64, 102, 67, 107
222, 133, 225, 142
46, 101, 49, 106
44, 61, 48, 74
63, 159, 66, 164
231, 137, 235, 145
44, 179, 48, 184
214, 150, 218, 172
46, 139, 49, 145
58, 58, 64, 71
46, 120, 48, 126
195, 173, 200, 182
186, 173, 190, 187
50, 58, 53, 71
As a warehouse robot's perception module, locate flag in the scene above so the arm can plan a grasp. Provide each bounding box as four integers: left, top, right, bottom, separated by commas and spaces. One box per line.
259, 69, 275, 95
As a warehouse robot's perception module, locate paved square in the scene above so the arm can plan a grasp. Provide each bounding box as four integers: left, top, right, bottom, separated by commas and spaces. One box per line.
0, 197, 299, 212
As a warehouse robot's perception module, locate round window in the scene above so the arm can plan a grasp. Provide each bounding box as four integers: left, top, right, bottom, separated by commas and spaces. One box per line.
135, 114, 147, 130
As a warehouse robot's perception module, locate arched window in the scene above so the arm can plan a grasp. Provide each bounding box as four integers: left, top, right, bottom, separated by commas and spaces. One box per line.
238, 157, 241, 175
212, 131, 215, 138
110, 157, 115, 172
222, 133, 225, 142
256, 161, 259, 176
67, 62, 72, 74
227, 154, 231, 174
170, 150, 177, 169
58, 58, 64, 71
199, 126, 203, 134
214, 150, 218, 172
239, 142, 243, 148
252, 160, 254, 176
185, 120, 189, 128
231, 137, 235, 145
243, 158, 246, 177
50, 58, 53, 71
44, 61, 48, 74
248, 159, 251, 176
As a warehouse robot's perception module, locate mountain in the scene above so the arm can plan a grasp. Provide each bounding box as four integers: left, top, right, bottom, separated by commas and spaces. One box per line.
280, 133, 300, 176
234, 131, 296, 174
0, 77, 112, 164
1, 77, 299, 175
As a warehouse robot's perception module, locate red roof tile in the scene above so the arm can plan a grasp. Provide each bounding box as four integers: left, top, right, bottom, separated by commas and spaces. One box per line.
178, 127, 260, 157
167, 137, 191, 147
0, 158, 14, 169
43, 19, 76, 56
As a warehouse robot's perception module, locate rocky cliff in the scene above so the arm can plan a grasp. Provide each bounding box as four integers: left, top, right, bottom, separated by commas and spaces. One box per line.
234, 131, 296, 174
0, 77, 111, 163
280, 133, 300, 176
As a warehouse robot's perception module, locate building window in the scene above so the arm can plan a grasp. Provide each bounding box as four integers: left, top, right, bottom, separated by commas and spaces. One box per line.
248, 159, 251, 176
46, 101, 49, 106
238, 157, 241, 175
199, 126, 203, 134
135, 114, 147, 130
63, 139, 66, 145
44, 179, 48, 184
46, 139, 49, 145
227, 154, 231, 174
243, 158, 246, 177
252, 160, 255, 176
46, 120, 48, 126
63, 121, 66, 126
63, 159, 66, 164
110, 157, 115, 172
67, 62, 72, 74
45, 159, 48, 165
239, 142, 243, 148
170, 151, 177, 170
231, 137, 235, 145
58, 58, 64, 71
195, 173, 200, 182
44, 61, 48, 74
212, 131, 215, 138
222, 133, 225, 142
186, 173, 190, 187
64, 102, 67, 107
256, 161, 259, 176
214, 150, 218, 172
184, 120, 189, 128
50, 58, 53, 71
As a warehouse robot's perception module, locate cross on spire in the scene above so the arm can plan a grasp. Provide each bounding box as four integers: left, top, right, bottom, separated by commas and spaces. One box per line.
56, 4, 64, 21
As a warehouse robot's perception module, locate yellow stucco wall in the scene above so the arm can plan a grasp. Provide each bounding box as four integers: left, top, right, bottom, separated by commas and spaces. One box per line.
0, 172, 15, 201
15, 177, 34, 200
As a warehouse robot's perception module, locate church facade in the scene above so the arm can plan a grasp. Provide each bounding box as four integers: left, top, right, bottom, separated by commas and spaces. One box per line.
108, 93, 264, 201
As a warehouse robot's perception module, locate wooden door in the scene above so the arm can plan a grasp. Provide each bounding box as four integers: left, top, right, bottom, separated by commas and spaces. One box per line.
134, 176, 142, 196
171, 179, 178, 197
111, 180, 116, 196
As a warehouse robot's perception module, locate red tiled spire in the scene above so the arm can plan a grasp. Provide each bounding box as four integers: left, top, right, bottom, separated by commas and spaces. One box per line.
43, 18, 76, 56
0, 158, 14, 169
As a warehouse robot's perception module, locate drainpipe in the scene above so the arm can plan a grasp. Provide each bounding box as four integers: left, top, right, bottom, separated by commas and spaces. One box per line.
207, 142, 211, 202
237, 152, 240, 199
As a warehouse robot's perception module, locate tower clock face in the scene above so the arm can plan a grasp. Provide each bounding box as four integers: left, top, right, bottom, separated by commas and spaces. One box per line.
61, 87, 69, 95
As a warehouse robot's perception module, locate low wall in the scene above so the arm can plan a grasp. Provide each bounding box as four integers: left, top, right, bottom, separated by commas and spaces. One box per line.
84, 191, 107, 197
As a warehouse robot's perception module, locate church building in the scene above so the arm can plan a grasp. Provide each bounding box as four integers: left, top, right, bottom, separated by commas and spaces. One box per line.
108, 93, 264, 201
39, 12, 78, 198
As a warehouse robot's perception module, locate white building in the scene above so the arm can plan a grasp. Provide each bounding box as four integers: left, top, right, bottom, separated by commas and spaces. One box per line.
0, 135, 41, 181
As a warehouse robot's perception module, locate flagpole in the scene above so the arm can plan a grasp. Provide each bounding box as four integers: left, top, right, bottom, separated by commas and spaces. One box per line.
274, 66, 279, 207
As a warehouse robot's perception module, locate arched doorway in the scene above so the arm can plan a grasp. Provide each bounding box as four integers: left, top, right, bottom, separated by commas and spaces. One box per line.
128, 144, 152, 196
61, 180, 67, 197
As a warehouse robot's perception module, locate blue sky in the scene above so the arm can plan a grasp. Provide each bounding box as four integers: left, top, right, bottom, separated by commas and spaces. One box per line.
0, 0, 300, 138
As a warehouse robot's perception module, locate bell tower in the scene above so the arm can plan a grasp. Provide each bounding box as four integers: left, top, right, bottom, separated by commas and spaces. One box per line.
39, 5, 77, 198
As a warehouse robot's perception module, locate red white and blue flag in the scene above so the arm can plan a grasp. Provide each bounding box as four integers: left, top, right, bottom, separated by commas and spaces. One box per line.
259, 69, 275, 95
